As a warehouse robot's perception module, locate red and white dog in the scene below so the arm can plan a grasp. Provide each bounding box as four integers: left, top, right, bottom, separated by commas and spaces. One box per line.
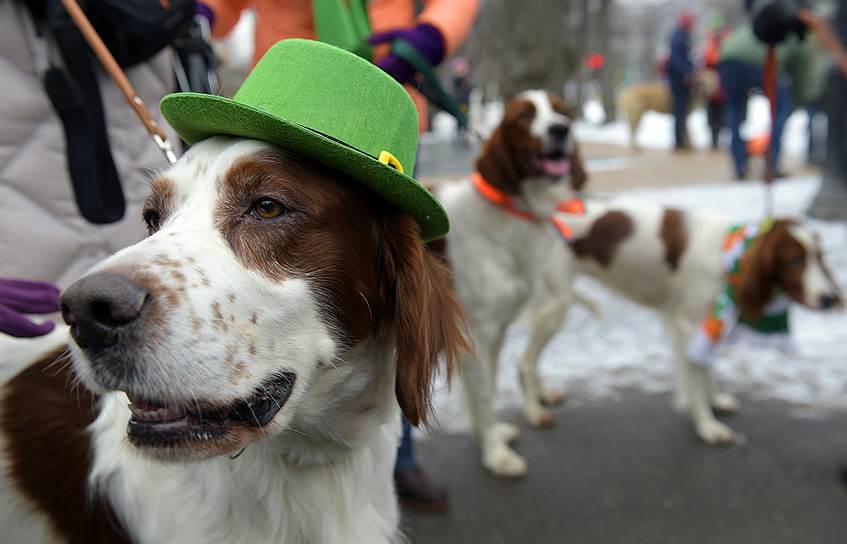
0, 137, 467, 543
433, 91, 588, 477
518, 199, 843, 445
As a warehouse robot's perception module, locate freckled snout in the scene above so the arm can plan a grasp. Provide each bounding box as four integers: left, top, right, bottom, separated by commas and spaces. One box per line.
61, 272, 150, 353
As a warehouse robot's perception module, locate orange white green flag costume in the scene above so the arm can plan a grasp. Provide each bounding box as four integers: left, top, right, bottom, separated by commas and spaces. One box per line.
686, 219, 795, 366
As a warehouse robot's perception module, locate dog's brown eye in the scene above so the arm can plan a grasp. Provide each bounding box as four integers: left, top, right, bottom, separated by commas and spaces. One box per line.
143, 210, 161, 235
251, 198, 287, 220
789, 255, 805, 269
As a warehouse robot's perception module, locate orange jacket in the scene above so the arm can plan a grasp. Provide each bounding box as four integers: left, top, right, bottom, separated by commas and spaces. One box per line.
204, 0, 479, 129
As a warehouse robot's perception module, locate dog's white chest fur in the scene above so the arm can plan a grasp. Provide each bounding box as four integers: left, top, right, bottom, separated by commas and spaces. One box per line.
88, 393, 400, 544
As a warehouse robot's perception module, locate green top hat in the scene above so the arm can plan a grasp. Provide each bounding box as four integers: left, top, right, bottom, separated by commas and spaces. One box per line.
160, 39, 448, 241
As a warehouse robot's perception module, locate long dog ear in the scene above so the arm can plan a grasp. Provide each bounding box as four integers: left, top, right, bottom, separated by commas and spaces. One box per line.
382, 212, 469, 426
475, 124, 523, 195
569, 143, 589, 192
736, 229, 779, 320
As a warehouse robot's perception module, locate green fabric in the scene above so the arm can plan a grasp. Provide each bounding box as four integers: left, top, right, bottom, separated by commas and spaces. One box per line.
723, 223, 790, 335
160, 39, 449, 241
739, 311, 790, 333
313, 0, 372, 59
720, 24, 815, 104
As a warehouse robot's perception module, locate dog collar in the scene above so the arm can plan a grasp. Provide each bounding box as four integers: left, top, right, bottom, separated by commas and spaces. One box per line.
471, 172, 537, 221
471, 172, 575, 241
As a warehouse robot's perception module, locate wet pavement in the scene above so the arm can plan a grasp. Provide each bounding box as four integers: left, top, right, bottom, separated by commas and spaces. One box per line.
403, 392, 847, 544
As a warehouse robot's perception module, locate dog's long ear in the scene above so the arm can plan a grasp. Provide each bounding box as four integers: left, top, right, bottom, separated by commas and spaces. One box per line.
476, 125, 523, 195
476, 99, 536, 195
736, 229, 779, 320
569, 143, 589, 192
382, 212, 469, 426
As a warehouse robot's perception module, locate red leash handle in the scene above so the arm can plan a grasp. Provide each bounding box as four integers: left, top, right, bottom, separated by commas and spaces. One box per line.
763, 46, 778, 186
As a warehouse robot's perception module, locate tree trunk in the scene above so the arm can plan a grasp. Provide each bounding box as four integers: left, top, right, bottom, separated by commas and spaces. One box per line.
597, 0, 617, 122
573, 0, 591, 114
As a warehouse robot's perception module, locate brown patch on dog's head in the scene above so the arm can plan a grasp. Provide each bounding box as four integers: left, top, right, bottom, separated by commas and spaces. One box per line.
475, 96, 540, 195
143, 177, 176, 236
660, 209, 688, 271
570, 211, 634, 267
736, 220, 805, 319
214, 150, 469, 425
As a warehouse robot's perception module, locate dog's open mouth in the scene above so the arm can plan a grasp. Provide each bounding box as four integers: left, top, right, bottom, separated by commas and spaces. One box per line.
536, 152, 571, 178
126, 372, 295, 449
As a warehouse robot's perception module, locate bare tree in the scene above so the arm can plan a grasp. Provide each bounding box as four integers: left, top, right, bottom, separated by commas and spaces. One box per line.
465, 0, 583, 100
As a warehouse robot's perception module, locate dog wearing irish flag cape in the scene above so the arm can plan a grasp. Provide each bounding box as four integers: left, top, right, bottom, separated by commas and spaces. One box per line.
517, 200, 842, 446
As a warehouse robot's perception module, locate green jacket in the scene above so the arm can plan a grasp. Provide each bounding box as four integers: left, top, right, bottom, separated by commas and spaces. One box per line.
720, 24, 815, 104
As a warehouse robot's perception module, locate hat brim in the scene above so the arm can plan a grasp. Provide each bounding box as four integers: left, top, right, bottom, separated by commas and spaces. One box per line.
160, 93, 448, 242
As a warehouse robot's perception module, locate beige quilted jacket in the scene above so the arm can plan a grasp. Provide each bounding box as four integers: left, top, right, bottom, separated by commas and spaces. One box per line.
0, 1, 175, 288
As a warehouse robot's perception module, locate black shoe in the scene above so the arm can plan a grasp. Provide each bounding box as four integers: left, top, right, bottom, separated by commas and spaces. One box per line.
394, 466, 450, 514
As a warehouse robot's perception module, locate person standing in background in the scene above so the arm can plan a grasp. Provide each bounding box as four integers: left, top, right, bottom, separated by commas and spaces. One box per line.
667, 10, 697, 151
198, 0, 479, 131
718, 18, 813, 180
196, 0, 480, 514
704, 15, 731, 150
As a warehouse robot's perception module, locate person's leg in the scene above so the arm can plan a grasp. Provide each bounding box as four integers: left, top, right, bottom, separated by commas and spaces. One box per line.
707, 100, 723, 150
395, 417, 416, 472
394, 415, 449, 512
720, 61, 749, 179
672, 84, 690, 149
807, 105, 817, 164
770, 79, 794, 175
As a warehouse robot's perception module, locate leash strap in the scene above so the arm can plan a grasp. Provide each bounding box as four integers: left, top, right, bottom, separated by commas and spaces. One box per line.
471, 172, 576, 241
59, 0, 177, 164
763, 45, 778, 213
392, 39, 469, 128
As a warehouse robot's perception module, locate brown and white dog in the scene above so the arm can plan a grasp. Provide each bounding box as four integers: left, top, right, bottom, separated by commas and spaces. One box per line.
432, 90, 587, 477
0, 137, 467, 543
517, 199, 843, 445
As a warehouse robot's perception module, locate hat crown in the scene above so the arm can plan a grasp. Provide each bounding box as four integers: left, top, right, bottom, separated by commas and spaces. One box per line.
234, 39, 419, 174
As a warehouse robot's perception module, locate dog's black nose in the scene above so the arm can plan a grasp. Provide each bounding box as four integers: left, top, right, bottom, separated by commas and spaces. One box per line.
549, 123, 569, 141
61, 272, 149, 352
819, 293, 841, 309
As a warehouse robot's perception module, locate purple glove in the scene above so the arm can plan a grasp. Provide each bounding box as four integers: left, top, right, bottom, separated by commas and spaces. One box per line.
368, 23, 446, 85
0, 278, 61, 338
195, 2, 215, 28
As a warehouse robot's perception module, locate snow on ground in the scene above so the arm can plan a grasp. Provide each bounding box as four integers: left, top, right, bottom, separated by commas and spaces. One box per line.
429, 177, 847, 435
